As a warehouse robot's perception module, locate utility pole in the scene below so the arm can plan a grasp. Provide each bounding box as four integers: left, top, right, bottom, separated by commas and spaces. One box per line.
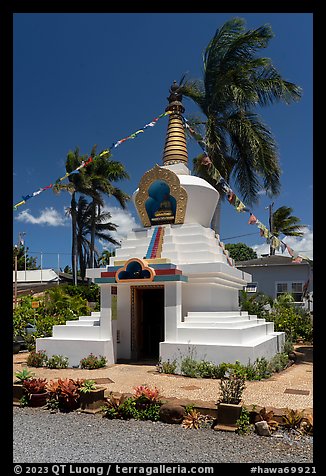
14, 245, 18, 309
268, 202, 274, 256
14, 232, 26, 308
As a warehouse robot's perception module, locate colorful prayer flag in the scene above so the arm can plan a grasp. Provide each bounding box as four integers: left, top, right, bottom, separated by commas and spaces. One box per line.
248, 213, 257, 224
292, 257, 303, 263
235, 201, 246, 212
228, 192, 236, 205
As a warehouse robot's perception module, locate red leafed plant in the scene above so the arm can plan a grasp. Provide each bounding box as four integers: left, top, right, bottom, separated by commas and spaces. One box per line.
23, 378, 48, 395
46, 379, 61, 395
46, 378, 82, 411
57, 378, 80, 410
133, 385, 161, 403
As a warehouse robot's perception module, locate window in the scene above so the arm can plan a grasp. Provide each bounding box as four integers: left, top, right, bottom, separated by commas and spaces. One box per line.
245, 282, 257, 293
292, 282, 303, 302
276, 281, 304, 302
276, 282, 288, 298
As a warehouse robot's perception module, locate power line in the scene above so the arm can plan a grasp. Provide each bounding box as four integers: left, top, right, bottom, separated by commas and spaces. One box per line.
221, 232, 259, 241
29, 251, 71, 255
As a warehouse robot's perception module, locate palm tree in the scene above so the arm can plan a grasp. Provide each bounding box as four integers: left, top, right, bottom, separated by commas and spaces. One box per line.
53, 147, 94, 285
179, 17, 302, 233
53, 146, 129, 282
270, 205, 305, 255
74, 196, 120, 281
83, 146, 130, 268
98, 249, 115, 267
12, 245, 38, 270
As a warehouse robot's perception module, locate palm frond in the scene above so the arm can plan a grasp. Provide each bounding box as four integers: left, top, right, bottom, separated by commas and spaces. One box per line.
272, 206, 305, 237
226, 110, 281, 203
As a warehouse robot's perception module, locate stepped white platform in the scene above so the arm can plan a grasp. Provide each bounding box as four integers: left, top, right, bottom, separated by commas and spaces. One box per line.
37, 221, 285, 367
111, 223, 234, 267
160, 305, 284, 366
36, 312, 115, 367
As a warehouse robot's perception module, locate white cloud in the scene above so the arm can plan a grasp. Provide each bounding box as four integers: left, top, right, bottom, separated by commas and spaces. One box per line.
15, 207, 69, 227
99, 206, 140, 249
252, 226, 313, 260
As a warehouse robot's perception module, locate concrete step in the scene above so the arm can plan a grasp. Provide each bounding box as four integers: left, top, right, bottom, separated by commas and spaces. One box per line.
65, 320, 99, 326
177, 322, 272, 345
162, 242, 222, 254
187, 311, 249, 317
163, 234, 219, 245
79, 315, 100, 321
52, 325, 101, 339
162, 250, 226, 264
165, 224, 215, 237
179, 319, 260, 328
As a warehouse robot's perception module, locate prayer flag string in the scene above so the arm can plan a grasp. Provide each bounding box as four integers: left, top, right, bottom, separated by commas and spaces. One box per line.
182, 116, 311, 263
13, 111, 172, 211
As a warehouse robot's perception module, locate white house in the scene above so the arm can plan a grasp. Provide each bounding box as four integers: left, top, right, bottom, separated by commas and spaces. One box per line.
236, 255, 313, 311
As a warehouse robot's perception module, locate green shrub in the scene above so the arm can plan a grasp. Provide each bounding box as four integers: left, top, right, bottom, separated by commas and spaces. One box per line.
61, 283, 100, 303
227, 360, 247, 378
158, 352, 291, 381
43, 286, 90, 318
180, 356, 200, 378
252, 357, 272, 380
268, 352, 290, 373
156, 358, 177, 374
102, 386, 161, 422
26, 350, 48, 367
196, 360, 219, 378
13, 287, 92, 342
119, 395, 161, 421
239, 291, 273, 320
215, 362, 229, 379
46, 354, 69, 369
236, 407, 253, 435
80, 353, 107, 369
267, 305, 313, 342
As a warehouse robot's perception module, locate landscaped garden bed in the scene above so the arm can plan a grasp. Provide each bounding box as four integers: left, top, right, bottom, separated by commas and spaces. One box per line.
13, 366, 313, 439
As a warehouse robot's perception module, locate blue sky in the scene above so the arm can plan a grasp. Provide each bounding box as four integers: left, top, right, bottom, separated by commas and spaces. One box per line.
13, 13, 313, 270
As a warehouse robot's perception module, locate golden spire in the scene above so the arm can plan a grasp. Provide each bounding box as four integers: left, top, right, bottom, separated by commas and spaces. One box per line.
162, 81, 188, 166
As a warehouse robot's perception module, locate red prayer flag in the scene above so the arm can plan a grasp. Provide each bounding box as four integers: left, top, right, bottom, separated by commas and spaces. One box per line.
248, 213, 257, 224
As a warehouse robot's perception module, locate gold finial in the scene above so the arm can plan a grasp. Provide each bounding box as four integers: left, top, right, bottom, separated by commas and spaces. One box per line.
162, 81, 188, 166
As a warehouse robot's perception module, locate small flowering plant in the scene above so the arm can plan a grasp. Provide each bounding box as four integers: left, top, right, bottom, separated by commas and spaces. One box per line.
79, 353, 107, 369
133, 385, 161, 404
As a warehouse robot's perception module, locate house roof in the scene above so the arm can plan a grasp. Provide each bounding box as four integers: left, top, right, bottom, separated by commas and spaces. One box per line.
13, 269, 60, 283
236, 255, 311, 268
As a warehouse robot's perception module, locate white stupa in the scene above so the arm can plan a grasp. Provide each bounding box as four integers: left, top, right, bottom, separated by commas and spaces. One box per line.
36, 82, 285, 368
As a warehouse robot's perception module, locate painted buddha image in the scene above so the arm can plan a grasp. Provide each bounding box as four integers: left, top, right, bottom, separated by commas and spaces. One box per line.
154, 194, 174, 219
145, 180, 176, 225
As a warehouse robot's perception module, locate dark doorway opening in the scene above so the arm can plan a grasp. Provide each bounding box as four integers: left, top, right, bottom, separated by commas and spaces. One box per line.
133, 286, 164, 361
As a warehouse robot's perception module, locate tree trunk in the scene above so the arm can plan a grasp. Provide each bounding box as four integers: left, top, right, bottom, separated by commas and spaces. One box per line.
89, 200, 96, 269
77, 232, 85, 283
71, 192, 78, 286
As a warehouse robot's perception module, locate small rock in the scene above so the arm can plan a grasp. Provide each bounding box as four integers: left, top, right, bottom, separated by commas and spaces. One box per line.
159, 403, 185, 424
255, 421, 272, 436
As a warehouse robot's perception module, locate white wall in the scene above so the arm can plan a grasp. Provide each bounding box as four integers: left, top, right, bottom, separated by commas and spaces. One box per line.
182, 282, 240, 316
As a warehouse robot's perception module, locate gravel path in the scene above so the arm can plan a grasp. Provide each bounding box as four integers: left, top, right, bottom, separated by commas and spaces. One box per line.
13, 407, 313, 464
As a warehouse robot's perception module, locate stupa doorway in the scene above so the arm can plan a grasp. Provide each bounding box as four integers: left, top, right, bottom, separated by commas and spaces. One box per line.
131, 285, 164, 361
